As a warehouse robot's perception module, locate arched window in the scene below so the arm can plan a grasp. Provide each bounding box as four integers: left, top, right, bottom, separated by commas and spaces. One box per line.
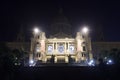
48, 45, 53, 53
69, 45, 74, 54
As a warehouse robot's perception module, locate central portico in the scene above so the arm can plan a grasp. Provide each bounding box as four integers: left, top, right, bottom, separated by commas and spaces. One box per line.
46, 38, 76, 63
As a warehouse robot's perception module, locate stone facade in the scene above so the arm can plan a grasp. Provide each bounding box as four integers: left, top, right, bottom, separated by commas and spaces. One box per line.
29, 31, 92, 63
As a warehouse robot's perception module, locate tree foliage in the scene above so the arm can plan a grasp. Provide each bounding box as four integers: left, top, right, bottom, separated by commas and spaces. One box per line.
0, 42, 14, 68
0, 42, 28, 68
100, 48, 120, 64
109, 48, 120, 64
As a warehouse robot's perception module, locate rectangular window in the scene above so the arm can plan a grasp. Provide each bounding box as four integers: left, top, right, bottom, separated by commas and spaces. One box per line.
82, 53, 84, 57
38, 36, 39, 39
83, 46, 86, 51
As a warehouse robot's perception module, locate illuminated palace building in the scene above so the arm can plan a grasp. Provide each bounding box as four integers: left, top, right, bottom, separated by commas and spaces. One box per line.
29, 10, 93, 64
29, 27, 93, 64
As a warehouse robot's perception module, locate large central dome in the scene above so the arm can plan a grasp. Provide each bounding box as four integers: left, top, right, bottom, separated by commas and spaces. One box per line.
52, 9, 70, 24
50, 8, 72, 37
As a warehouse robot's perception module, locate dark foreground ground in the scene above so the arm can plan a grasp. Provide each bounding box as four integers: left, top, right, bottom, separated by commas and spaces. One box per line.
1, 64, 120, 80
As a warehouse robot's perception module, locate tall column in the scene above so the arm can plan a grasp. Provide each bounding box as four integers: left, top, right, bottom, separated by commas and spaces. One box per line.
54, 42, 57, 63
65, 42, 66, 54
53, 42, 54, 55
56, 42, 57, 54
68, 42, 69, 54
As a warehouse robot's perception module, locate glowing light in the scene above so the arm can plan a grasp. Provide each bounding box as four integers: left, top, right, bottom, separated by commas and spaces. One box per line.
106, 59, 113, 65
29, 60, 36, 67
34, 28, 39, 34
108, 60, 112, 63
30, 60, 34, 64
82, 27, 89, 33
88, 60, 95, 66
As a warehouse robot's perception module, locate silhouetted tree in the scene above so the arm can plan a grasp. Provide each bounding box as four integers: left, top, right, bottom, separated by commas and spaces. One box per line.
109, 48, 120, 64
0, 42, 15, 80
99, 50, 109, 60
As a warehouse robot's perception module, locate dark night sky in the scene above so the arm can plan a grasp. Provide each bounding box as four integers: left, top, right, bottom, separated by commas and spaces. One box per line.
0, 0, 120, 42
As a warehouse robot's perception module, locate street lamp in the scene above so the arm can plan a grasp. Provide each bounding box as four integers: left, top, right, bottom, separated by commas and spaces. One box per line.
34, 28, 39, 34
